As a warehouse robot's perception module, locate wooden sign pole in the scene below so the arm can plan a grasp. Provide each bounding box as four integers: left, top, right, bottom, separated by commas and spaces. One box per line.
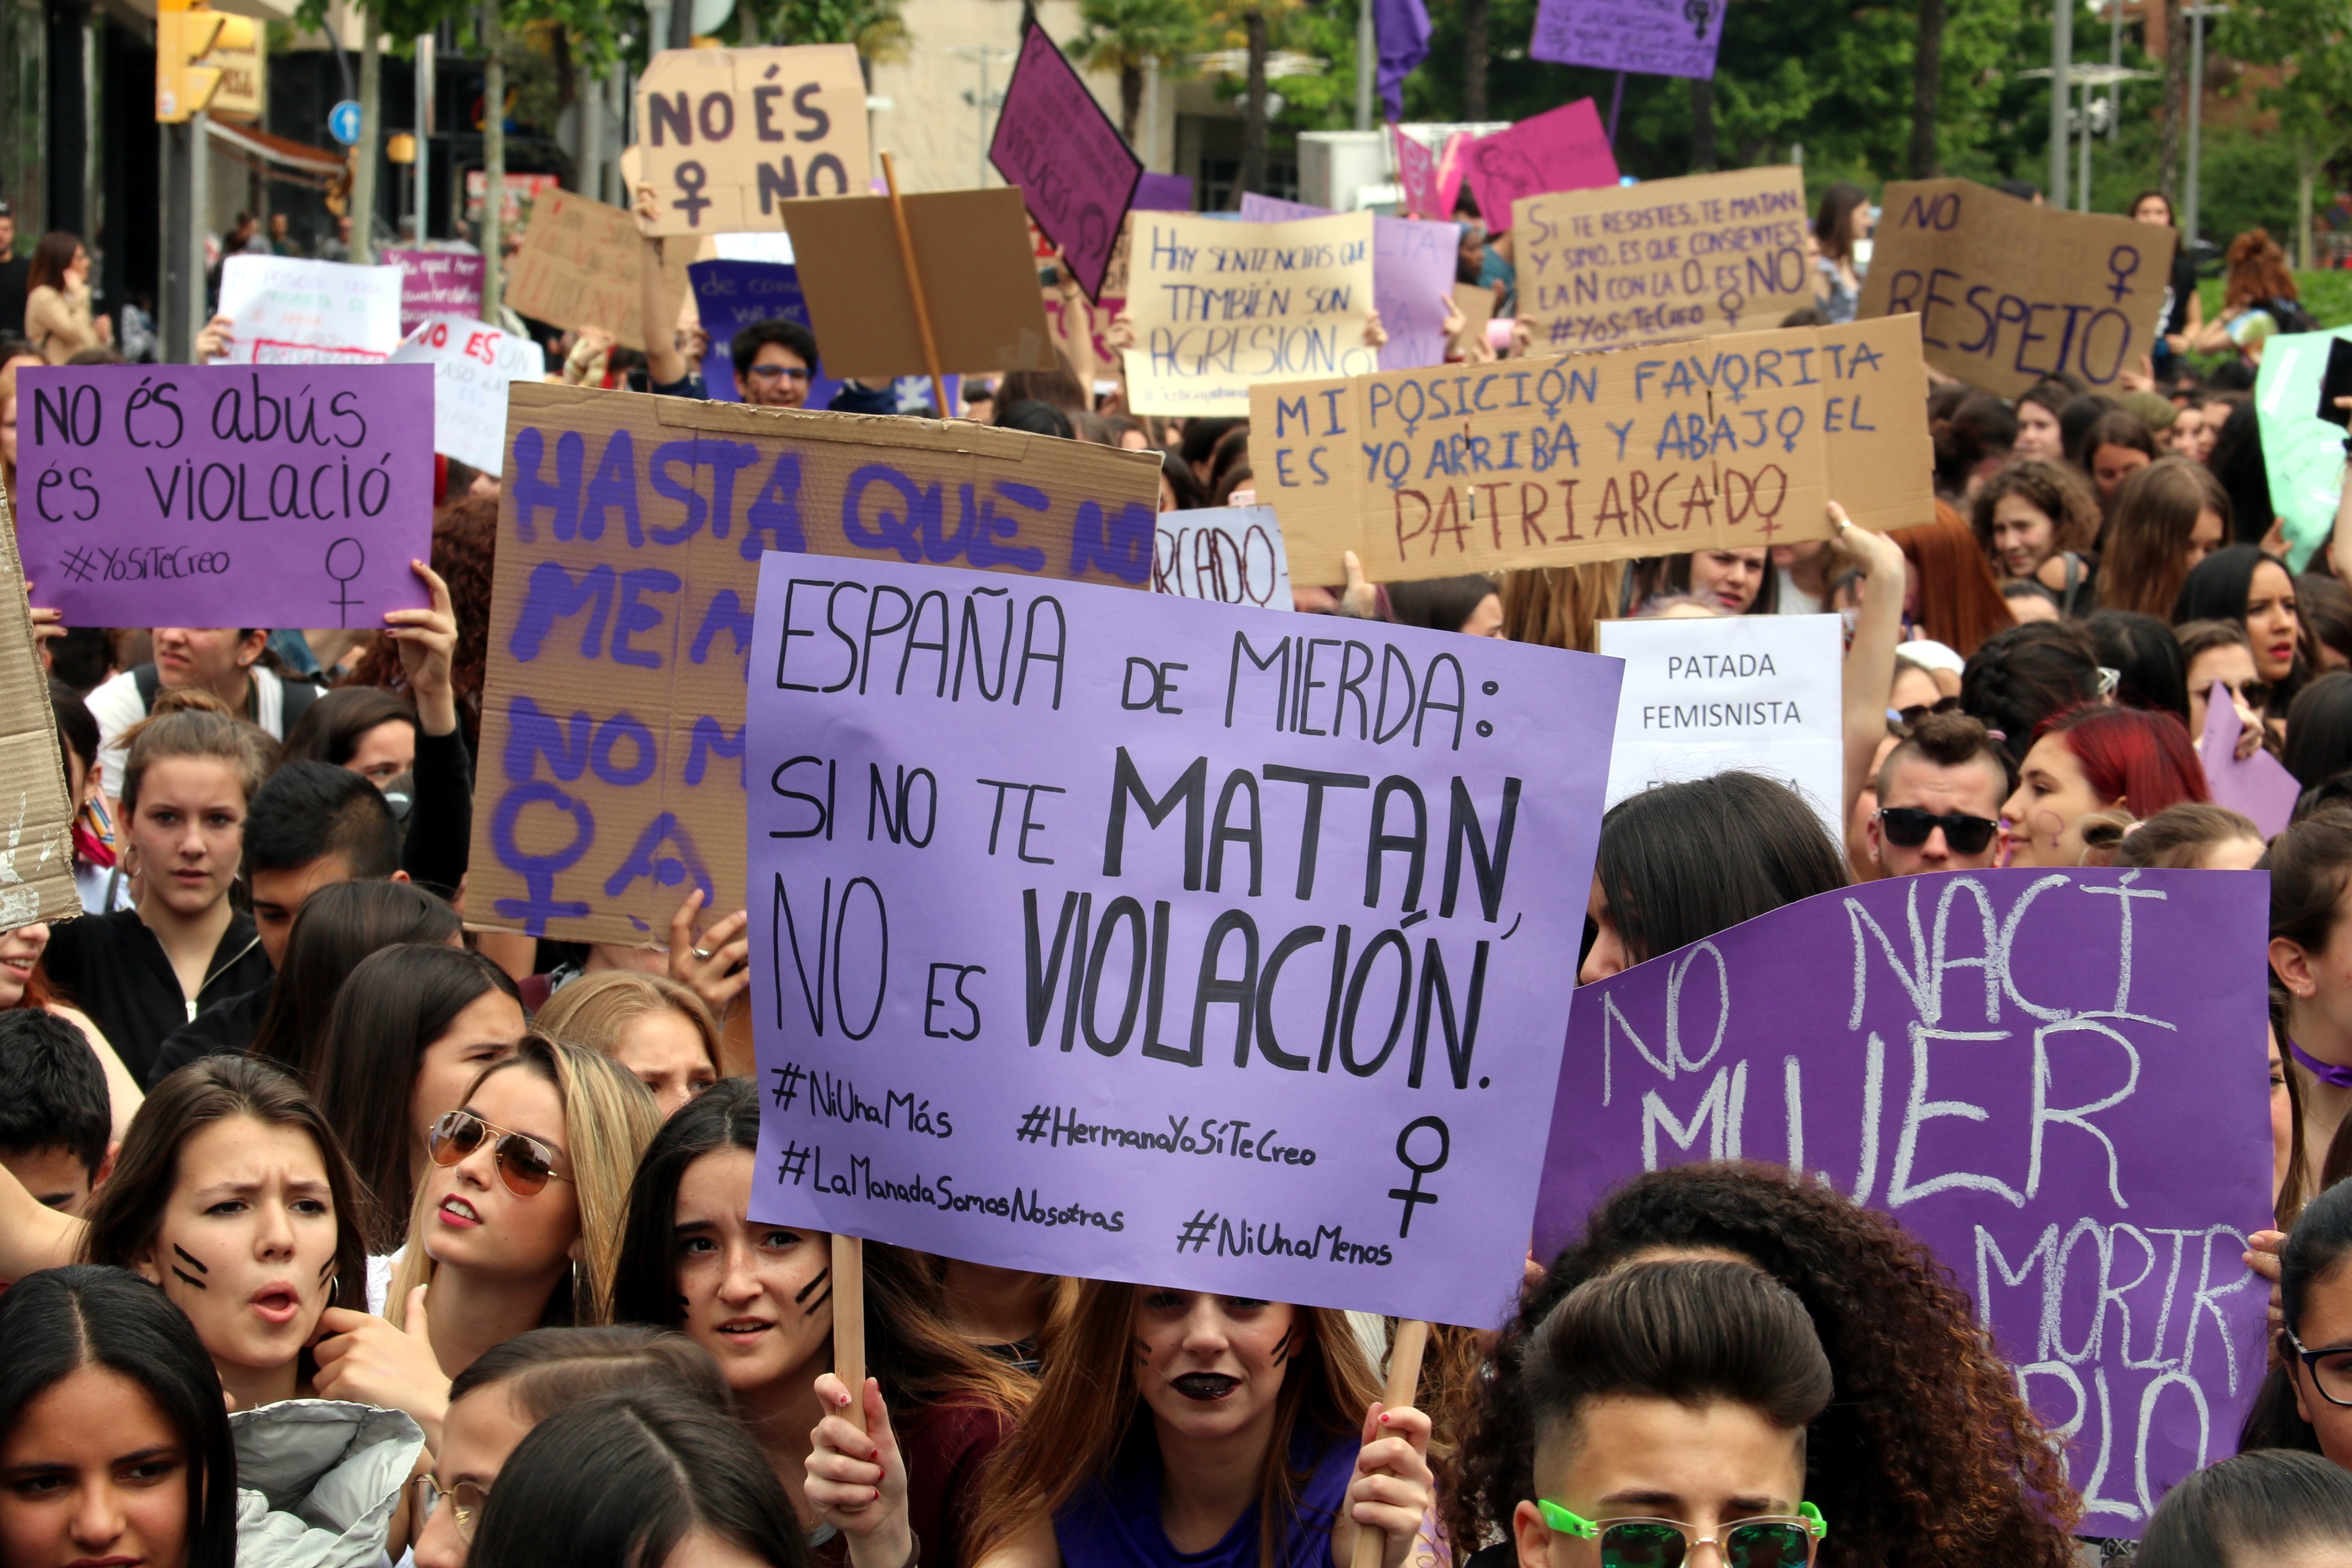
1348, 1319, 1432, 1568
879, 151, 951, 421
832, 1233, 867, 1434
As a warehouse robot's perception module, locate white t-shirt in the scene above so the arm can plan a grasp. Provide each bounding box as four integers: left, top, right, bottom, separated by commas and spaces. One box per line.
90, 665, 292, 796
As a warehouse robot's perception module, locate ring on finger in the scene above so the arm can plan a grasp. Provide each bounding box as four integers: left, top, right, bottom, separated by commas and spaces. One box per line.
693, 946, 714, 961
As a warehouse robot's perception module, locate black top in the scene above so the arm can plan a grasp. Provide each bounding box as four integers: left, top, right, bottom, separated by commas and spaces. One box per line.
43, 908, 271, 1086
144, 979, 271, 1088
0, 257, 31, 337
402, 727, 473, 899
2164, 252, 2198, 336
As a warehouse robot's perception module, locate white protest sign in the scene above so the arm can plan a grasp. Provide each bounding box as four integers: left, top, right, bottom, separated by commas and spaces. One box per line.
213, 254, 404, 364
1153, 504, 1293, 610
1597, 612, 1843, 839
387, 316, 547, 476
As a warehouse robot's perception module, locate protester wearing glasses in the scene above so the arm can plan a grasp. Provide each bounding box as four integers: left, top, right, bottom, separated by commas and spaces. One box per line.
2001, 705, 2209, 869
1863, 711, 2007, 877
2240, 1178, 2352, 1469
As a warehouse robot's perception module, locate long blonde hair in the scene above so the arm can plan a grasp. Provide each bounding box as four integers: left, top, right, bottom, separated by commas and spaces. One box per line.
1498, 563, 1623, 652
389, 1033, 661, 1327
535, 972, 722, 1081
967, 1283, 1382, 1568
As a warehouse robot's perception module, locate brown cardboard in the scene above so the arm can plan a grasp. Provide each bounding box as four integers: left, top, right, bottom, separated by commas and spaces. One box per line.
1452, 281, 1495, 357
779, 188, 1057, 380
0, 491, 86, 927
469, 383, 1162, 945
630, 45, 871, 238
1120, 211, 1377, 417
1248, 320, 1931, 584
1858, 177, 2176, 399
503, 188, 692, 352
1513, 166, 1812, 353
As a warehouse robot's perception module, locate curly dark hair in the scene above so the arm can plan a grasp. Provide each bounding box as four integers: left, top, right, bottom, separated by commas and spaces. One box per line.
1440, 1163, 2082, 1568
341, 493, 495, 753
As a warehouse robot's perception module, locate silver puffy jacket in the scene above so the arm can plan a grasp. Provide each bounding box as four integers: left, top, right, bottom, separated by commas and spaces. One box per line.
230, 1400, 426, 1568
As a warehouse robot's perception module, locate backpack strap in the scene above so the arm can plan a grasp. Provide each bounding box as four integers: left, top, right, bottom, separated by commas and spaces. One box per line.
276, 674, 322, 736
132, 662, 160, 712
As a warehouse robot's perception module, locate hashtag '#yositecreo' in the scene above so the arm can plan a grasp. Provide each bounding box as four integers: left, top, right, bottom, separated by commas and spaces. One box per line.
1548, 318, 1572, 345
776, 1141, 813, 1185
1175, 1209, 1215, 1254
1015, 1105, 1049, 1144
769, 1063, 804, 1111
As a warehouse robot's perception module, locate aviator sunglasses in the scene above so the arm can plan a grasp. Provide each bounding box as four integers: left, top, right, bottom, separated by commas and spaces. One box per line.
1539, 1500, 1827, 1568
1876, 805, 1999, 856
428, 1109, 571, 1197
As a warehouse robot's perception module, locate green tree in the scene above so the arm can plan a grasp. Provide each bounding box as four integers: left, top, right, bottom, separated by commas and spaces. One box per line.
2215, 0, 2352, 266
735, 0, 911, 61
1201, 0, 1303, 200
1069, 0, 1203, 143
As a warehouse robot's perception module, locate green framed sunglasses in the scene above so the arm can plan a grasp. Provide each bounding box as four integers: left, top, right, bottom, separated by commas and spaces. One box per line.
1537, 1500, 1827, 1567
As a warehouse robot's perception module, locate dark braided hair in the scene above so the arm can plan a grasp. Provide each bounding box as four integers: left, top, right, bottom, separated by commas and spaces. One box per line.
1440, 1163, 2082, 1568
1960, 619, 2104, 770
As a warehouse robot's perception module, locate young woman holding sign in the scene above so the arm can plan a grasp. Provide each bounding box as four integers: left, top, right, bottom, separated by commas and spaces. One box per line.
613, 1079, 1028, 1565
807, 1277, 1433, 1568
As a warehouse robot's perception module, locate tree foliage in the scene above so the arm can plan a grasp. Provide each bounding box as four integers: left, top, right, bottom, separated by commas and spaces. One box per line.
2214, 0, 2352, 265
1069, 0, 1205, 140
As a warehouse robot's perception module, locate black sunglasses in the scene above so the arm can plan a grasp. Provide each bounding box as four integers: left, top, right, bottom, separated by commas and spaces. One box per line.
1889, 695, 1963, 732
1877, 805, 2000, 856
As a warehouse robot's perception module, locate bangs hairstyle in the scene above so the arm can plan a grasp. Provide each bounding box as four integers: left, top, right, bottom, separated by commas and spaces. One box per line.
0, 1266, 238, 1568
1520, 1259, 1832, 1458
80, 1056, 371, 1314
968, 1282, 1382, 1568
1593, 772, 1847, 970
1968, 459, 2101, 565
388, 1033, 661, 1329
535, 971, 722, 1083
251, 881, 467, 1086
116, 687, 277, 816
2034, 704, 2209, 820
2099, 458, 2230, 619
612, 1080, 1030, 1419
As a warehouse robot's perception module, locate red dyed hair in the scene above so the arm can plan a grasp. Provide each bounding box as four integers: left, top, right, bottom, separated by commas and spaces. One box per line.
2040, 705, 2209, 818
1897, 503, 2012, 658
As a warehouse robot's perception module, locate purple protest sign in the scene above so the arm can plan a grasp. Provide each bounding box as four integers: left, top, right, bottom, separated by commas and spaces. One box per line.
2199, 680, 2301, 838
15, 364, 434, 629
1133, 173, 1195, 213
1238, 194, 1460, 371
688, 259, 845, 411
989, 22, 1144, 303
1529, 0, 1728, 81
382, 248, 489, 334
1534, 869, 2273, 1536
1462, 100, 1619, 233
747, 554, 1622, 1322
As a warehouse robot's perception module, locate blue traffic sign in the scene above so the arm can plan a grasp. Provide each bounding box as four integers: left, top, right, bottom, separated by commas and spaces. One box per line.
328, 100, 362, 146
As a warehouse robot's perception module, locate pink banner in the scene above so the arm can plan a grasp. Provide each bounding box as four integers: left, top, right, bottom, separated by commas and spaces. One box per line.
1461, 100, 1619, 233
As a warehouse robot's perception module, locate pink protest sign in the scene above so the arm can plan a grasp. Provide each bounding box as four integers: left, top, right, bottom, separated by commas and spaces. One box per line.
1535, 868, 2273, 1537
1461, 100, 1619, 233
748, 553, 1622, 1323
1394, 126, 1440, 219
383, 248, 489, 334
1530, 0, 1728, 81
989, 22, 1144, 303
17, 364, 434, 629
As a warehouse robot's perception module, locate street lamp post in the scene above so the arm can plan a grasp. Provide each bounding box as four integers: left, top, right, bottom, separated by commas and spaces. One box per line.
2049, 0, 2072, 209
2184, 3, 2226, 250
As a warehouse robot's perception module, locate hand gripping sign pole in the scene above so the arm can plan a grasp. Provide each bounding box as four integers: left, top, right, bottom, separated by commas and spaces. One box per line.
833, 1235, 867, 1433
879, 151, 951, 421
1348, 1319, 1431, 1568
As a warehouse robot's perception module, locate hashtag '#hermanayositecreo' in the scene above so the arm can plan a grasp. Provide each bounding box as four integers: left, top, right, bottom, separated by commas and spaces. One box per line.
1015, 1105, 1049, 1144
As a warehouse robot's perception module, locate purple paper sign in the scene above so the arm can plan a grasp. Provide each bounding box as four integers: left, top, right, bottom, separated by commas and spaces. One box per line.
1534, 869, 2273, 1536
989, 22, 1144, 303
747, 553, 1623, 1323
383, 249, 488, 334
1133, 173, 1195, 213
16, 364, 434, 630
1238, 194, 1460, 371
689, 260, 845, 411
1462, 100, 1619, 233
2200, 680, 2301, 837
1530, 0, 1728, 81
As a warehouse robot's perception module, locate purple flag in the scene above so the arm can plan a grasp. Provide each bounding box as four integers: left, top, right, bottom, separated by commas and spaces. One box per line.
16, 364, 434, 629
1530, 0, 1728, 81
747, 553, 1623, 1325
1534, 868, 2273, 1538
1374, 0, 1431, 122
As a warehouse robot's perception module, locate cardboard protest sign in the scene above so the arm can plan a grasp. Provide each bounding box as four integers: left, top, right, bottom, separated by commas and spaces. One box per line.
16, 364, 433, 628
1536, 868, 2273, 1536
1858, 178, 2175, 399
1153, 504, 1292, 609
780, 189, 1057, 381
1460, 100, 1618, 235
1240, 194, 1460, 373
630, 45, 870, 236
1452, 282, 1495, 357
470, 384, 1162, 944
989, 23, 1142, 303
1814, 315, 1936, 534
1529, 0, 1728, 80
1598, 613, 1843, 840
688, 259, 844, 410
382, 249, 489, 334
1249, 318, 1932, 585
504, 188, 692, 353
745, 553, 1622, 1321
2252, 329, 2352, 571
387, 317, 546, 476
213, 255, 402, 363
0, 494, 88, 927
1514, 167, 1811, 352
1122, 211, 1377, 417
2199, 679, 2301, 837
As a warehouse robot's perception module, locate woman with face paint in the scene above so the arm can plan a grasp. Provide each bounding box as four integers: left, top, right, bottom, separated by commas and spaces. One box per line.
809, 1277, 1433, 1568
613, 1080, 1029, 1566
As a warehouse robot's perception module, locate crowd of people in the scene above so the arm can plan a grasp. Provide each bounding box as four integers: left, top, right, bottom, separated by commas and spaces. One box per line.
6, 164, 2352, 1568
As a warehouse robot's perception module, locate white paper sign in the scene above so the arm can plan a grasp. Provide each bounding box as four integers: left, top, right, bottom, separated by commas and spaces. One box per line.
1596, 613, 1843, 840
713, 231, 796, 263
387, 315, 546, 475
213, 255, 404, 364
1153, 504, 1293, 610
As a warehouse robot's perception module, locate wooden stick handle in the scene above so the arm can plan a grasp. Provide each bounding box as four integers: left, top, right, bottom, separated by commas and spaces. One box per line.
879, 151, 950, 421
1348, 1319, 1431, 1568
832, 1233, 867, 1434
